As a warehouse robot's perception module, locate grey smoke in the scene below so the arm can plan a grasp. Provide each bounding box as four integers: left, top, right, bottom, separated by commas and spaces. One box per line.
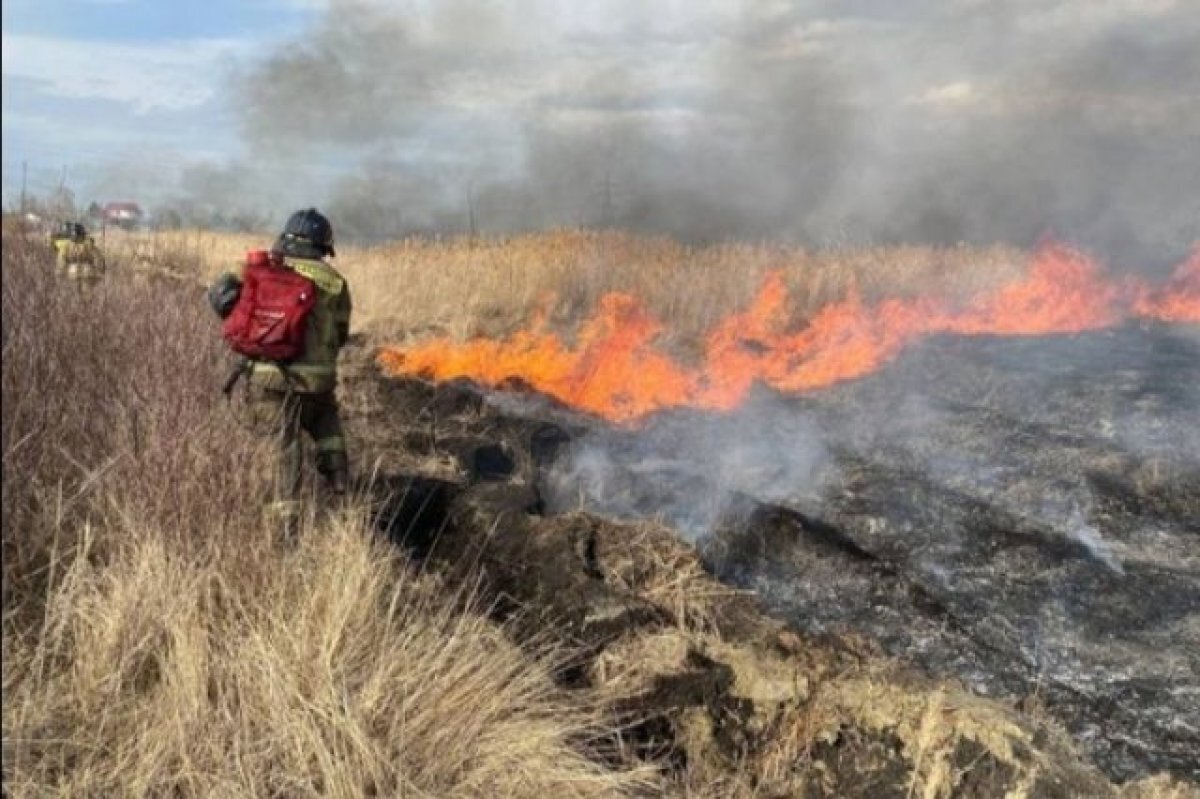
218, 0, 1200, 266
542, 390, 833, 541
1060, 502, 1125, 575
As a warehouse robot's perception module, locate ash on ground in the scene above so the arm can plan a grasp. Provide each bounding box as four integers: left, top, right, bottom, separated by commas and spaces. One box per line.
537, 324, 1200, 782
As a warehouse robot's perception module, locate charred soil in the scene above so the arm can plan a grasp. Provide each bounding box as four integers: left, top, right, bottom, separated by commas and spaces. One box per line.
332, 339, 1197, 797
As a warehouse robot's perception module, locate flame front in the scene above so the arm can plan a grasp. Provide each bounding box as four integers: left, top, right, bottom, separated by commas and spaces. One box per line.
1133, 250, 1200, 324
378, 243, 1200, 424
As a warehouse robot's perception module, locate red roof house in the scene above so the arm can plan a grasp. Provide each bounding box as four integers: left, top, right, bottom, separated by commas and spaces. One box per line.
102, 201, 144, 227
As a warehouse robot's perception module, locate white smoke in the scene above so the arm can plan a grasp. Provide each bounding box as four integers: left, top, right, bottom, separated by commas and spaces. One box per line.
543, 390, 833, 541
1062, 504, 1125, 576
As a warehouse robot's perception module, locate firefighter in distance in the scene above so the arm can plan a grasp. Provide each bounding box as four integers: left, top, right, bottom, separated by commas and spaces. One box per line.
52, 222, 104, 283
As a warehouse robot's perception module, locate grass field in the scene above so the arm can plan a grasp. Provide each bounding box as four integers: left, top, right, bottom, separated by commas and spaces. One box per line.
0, 232, 644, 798
99, 226, 1026, 344
4, 223, 1193, 797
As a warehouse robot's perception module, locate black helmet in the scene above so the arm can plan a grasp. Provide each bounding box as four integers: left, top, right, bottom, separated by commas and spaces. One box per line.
70, 222, 87, 240
280, 208, 335, 257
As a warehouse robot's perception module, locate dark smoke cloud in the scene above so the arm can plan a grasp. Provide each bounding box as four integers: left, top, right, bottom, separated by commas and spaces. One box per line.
839, 5, 1200, 268
225, 0, 1197, 264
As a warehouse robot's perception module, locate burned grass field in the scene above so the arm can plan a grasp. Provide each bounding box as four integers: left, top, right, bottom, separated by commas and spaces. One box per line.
374, 239, 1200, 786
535, 324, 1200, 781
355, 326, 1199, 795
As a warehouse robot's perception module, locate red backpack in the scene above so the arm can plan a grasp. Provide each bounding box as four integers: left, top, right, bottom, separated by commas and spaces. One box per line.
222, 250, 317, 361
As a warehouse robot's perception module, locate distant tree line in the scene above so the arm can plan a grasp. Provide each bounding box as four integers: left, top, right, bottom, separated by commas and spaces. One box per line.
149, 203, 272, 234
10, 187, 272, 235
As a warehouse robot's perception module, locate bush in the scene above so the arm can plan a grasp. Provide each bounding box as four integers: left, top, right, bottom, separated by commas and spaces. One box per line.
1, 231, 640, 798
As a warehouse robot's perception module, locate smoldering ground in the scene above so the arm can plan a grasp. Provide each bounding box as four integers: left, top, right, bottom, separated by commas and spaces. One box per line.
196, 0, 1200, 268
531, 324, 1200, 779
537, 389, 834, 541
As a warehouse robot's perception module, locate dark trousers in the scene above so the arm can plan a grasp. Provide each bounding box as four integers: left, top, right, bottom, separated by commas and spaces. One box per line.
254, 388, 348, 524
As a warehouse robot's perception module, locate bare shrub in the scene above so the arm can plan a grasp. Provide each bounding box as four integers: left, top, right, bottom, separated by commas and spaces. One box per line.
2, 232, 269, 619
1, 232, 644, 798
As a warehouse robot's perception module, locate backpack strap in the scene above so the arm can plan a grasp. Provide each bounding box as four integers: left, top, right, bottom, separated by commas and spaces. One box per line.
222, 357, 252, 396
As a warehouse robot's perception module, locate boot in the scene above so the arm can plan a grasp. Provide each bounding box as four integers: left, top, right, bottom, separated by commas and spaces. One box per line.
328, 466, 349, 496
318, 452, 350, 498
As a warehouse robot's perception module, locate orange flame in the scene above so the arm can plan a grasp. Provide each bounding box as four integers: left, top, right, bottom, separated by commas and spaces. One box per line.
1133, 249, 1200, 324
378, 243, 1200, 423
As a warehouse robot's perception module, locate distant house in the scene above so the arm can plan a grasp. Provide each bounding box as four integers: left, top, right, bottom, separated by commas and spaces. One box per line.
102, 201, 144, 229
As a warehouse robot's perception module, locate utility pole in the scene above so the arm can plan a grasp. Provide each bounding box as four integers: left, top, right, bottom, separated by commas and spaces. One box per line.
52, 165, 70, 222
20, 160, 28, 214
466, 180, 478, 239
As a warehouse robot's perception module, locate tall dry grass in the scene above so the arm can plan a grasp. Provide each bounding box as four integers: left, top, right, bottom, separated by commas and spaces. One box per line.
2, 520, 637, 798
1, 232, 262, 614
1, 232, 644, 798
106, 227, 1027, 348
340, 232, 1024, 348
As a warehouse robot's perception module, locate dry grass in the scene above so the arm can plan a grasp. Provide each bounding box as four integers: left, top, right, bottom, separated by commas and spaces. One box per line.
590, 518, 743, 634
1, 232, 644, 798
102, 227, 1027, 348
1, 232, 261, 614
2, 519, 638, 798
10, 224, 1194, 797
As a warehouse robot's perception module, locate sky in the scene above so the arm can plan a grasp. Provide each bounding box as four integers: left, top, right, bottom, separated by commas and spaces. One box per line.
1, 0, 317, 204
2, 0, 1197, 262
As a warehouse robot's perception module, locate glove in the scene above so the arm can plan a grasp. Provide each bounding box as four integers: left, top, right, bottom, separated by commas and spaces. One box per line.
208, 273, 242, 318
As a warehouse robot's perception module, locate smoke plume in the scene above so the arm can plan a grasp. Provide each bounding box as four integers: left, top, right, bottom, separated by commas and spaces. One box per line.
225, 0, 1199, 265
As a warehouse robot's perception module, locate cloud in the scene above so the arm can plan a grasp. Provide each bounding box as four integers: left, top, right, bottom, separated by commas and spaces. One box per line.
1, 32, 251, 113
2, 104, 205, 154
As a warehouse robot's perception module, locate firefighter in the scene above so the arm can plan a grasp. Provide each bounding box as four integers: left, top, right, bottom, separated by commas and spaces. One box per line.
54, 222, 104, 283
48, 220, 75, 252
208, 209, 353, 542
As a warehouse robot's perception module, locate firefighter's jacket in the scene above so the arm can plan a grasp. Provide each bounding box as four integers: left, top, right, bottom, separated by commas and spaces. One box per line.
55, 238, 103, 281
224, 257, 352, 394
